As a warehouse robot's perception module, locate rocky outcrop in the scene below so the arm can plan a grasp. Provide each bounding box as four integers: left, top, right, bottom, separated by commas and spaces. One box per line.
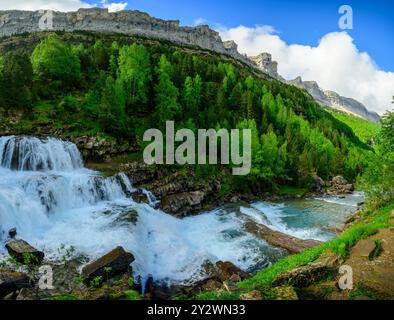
331, 176, 354, 194
244, 219, 322, 254
121, 161, 222, 216
5, 240, 44, 265
71, 135, 136, 161
0, 269, 31, 298
249, 53, 281, 80
81, 246, 134, 285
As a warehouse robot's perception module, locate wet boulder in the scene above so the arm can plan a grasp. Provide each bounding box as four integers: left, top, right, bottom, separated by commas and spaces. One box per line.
0, 269, 31, 298
244, 219, 322, 254
81, 246, 134, 285
5, 239, 44, 265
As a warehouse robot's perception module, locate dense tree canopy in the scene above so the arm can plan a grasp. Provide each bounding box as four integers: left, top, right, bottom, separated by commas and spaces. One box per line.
0, 33, 382, 193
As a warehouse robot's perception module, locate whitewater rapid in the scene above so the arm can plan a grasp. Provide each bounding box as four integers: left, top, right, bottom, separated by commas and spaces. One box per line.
0, 136, 361, 285
0, 136, 285, 284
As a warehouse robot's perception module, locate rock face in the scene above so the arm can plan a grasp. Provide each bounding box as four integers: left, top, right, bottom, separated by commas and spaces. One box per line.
81, 246, 134, 285
244, 219, 322, 254
0, 270, 31, 298
249, 53, 281, 79
5, 240, 44, 265
121, 161, 222, 216
287, 77, 380, 123
71, 135, 135, 161
331, 175, 354, 194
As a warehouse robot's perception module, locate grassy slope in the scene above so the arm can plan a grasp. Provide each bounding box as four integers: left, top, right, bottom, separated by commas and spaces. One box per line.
193, 201, 394, 300
328, 110, 381, 143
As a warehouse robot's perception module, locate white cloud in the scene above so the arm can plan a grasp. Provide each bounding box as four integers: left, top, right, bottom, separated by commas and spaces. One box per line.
219, 25, 394, 115
0, 0, 91, 11
101, 0, 127, 12
193, 17, 208, 26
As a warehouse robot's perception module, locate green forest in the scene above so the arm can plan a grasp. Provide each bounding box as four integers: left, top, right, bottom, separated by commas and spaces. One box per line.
0, 32, 392, 207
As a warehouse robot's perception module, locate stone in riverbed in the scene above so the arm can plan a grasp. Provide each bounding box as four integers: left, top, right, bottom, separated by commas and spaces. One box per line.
81, 246, 134, 285
5, 239, 44, 265
244, 219, 322, 254
0, 269, 31, 298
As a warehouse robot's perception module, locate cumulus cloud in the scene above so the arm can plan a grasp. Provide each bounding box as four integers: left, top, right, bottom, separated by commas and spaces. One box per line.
101, 0, 127, 12
219, 25, 394, 115
0, 0, 92, 11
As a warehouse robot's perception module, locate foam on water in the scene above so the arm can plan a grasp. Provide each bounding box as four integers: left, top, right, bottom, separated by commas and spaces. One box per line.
0, 136, 284, 285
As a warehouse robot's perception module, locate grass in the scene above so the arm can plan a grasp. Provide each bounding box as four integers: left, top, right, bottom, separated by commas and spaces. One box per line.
192, 201, 394, 300
329, 110, 381, 143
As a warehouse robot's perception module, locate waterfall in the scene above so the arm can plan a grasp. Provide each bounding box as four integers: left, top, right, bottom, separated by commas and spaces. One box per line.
0, 135, 287, 285
0, 136, 83, 171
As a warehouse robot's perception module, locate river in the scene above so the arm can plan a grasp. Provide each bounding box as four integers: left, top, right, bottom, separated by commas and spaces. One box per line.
0, 136, 363, 286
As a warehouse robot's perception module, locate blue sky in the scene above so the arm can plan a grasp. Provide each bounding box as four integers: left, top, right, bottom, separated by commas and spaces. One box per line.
83, 0, 394, 71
